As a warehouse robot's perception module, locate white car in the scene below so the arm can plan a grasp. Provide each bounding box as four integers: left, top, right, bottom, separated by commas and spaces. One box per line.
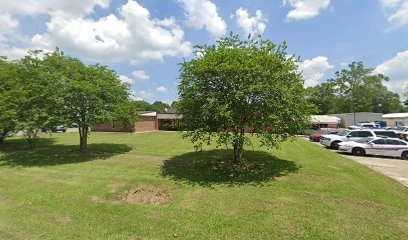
392, 126, 408, 140
338, 137, 408, 159
319, 129, 398, 149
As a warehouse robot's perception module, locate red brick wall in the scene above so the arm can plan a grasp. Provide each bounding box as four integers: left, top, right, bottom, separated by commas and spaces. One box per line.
92, 122, 129, 132
135, 116, 158, 132
92, 116, 159, 132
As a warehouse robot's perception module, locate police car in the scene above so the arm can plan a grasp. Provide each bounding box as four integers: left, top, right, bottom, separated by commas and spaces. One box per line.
338, 137, 408, 159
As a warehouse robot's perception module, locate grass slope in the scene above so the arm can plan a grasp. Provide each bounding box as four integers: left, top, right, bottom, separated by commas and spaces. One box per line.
0, 132, 407, 239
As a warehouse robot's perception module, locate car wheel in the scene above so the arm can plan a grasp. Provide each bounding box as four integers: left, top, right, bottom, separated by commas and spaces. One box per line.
330, 141, 341, 149
352, 147, 366, 156
402, 151, 408, 160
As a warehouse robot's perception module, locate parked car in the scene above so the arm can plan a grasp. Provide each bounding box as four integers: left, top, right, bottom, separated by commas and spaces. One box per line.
357, 122, 381, 129
43, 126, 67, 133
309, 130, 339, 142
54, 126, 67, 132
319, 129, 398, 149
338, 137, 408, 159
392, 126, 408, 139
400, 132, 408, 141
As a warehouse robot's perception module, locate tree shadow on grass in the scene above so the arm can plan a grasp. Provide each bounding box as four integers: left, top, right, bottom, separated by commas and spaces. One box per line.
161, 149, 300, 187
0, 138, 132, 167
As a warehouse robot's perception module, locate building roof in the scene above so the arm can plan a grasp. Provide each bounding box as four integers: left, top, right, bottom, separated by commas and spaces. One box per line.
330, 112, 382, 116
311, 115, 341, 124
137, 111, 157, 117
382, 113, 408, 119
157, 113, 182, 119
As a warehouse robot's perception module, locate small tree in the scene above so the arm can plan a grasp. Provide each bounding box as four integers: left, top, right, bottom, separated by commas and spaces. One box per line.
43, 50, 136, 153
178, 33, 312, 165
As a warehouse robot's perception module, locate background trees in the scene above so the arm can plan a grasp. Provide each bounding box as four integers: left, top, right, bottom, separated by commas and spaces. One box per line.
0, 58, 19, 144
134, 100, 170, 113
306, 62, 405, 115
0, 50, 135, 152
178, 34, 313, 164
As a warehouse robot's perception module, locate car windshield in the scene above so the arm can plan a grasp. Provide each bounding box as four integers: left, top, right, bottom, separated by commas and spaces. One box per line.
337, 130, 350, 136
355, 138, 373, 143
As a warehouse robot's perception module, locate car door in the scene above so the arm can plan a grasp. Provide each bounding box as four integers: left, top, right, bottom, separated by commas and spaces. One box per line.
346, 131, 361, 142
387, 139, 408, 157
347, 131, 373, 142
368, 139, 387, 156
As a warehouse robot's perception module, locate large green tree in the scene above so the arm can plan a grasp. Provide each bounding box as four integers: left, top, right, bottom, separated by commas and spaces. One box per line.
14, 51, 63, 147
178, 33, 312, 165
0, 58, 19, 143
42, 50, 136, 152
328, 62, 404, 119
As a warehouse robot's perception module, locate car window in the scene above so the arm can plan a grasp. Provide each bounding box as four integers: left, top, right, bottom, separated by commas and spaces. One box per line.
359, 131, 373, 137
348, 131, 360, 137
387, 139, 407, 145
372, 139, 387, 145
338, 130, 350, 136
374, 131, 398, 138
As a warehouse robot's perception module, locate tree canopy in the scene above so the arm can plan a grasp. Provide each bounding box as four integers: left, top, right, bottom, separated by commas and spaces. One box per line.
178, 33, 313, 164
0, 50, 136, 152
306, 62, 405, 116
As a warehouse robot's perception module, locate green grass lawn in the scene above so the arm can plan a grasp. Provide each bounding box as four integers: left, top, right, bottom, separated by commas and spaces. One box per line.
0, 132, 407, 239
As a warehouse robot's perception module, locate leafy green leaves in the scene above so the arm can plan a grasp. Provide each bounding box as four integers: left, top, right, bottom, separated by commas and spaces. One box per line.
178, 33, 312, 163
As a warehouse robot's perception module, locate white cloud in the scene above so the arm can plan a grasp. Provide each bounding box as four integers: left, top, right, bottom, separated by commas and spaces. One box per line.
374, 50, 408, 94
156, 86, 168, 93
132, 90, 153, 100
119, 75, 133, 84
283, 0, 331, 21
298, 56, 334, 87
0, 0, 192, 65
0, 14, 19, 41
235, 8, 267, 36
178, 0, 227, 37
0, 0, 110, 18
132, 70, 150, 81
379, 0, 408, 30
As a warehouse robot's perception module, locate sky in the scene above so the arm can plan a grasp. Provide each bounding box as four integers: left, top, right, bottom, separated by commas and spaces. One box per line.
1, 0, 407, 103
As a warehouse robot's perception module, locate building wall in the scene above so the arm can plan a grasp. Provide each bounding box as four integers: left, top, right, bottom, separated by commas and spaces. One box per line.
330, 113, 382, 127
92, 122, 129, 132
92, 116, 158, 132
384, 118, 408, 127
135, 116, 158, 132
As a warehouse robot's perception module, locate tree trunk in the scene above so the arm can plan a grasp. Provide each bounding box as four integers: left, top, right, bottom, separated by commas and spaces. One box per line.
79, 126, 88, 153
233, 141, 244, 165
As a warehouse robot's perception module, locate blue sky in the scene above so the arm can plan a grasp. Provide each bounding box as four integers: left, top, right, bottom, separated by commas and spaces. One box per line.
1, 0, 407, 103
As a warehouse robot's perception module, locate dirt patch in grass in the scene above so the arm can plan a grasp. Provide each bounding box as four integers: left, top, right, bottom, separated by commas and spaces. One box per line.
123, 185, 170, 206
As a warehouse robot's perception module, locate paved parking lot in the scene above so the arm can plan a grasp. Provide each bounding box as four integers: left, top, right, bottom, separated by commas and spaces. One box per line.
308, 139, 408, 187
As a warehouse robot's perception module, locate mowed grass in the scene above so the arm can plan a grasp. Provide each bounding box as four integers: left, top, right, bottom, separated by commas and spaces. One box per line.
0, 132, 407, 239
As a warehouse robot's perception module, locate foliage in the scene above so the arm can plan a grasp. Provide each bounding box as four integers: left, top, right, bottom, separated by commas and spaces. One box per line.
133, 100, 170, 113
160, 123, 180, 131
0, 58, 19, 143
170, 101, 179, 108
307, 62, 404, 115
134, 100, 155, 111
13, 51, 63, 147
41, 50, 136, 152
178, 33, 313, 164
151, 101, 170, 113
